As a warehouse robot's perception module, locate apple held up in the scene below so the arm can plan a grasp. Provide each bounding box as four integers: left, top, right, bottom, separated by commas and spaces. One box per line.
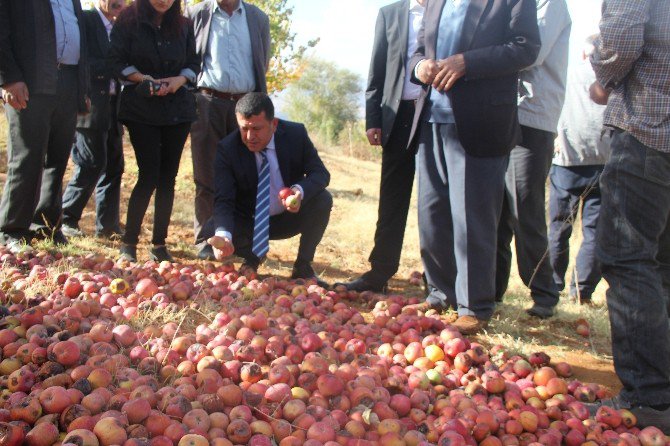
278, 187, 301, 212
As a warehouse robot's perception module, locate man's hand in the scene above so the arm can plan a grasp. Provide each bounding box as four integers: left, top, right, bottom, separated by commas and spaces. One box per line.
207, 235, 235, 260
432, 54, 466, 92
1, 82, 29, 110
416, 58, 440, 85
282, 188, 302, 213
366, 128, 382, 146
156, 76, 187, 95
589, 82, 611, 105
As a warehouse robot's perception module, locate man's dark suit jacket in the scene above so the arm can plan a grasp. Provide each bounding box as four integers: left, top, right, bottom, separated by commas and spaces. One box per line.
0, 0, 89, 112
409, 0, 541, 157
76, 9, 118, 130
213, 120, 330, 236
185, 0, 271, 93
366, 0, 410, 148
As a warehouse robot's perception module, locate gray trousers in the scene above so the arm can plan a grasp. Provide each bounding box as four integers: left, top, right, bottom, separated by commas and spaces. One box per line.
417, 122, 508, 320
190, 92, 239, 247
0, 67, 78, 239
496, 125, 560, 307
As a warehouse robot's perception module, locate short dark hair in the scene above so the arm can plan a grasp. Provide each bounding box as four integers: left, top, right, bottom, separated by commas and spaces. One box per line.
235, 93, 275, 121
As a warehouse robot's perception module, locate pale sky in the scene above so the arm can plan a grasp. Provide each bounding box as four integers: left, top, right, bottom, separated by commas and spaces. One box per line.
286, 0, 392, 83
285, 0, 602, 83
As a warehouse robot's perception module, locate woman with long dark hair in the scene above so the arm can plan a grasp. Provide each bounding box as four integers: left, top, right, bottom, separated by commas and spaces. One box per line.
109, 0, 199, 262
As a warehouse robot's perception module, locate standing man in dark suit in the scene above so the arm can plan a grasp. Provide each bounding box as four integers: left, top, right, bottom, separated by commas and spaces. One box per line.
61, 0, 126, 239
337, 0, 425, 293
410, 0, 540, 334
208, 93, 332, 287
185, 0, 271, 260
0, 0, 89, 252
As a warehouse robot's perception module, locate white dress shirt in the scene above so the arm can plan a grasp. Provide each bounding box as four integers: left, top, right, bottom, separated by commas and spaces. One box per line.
401, 0, 425, 100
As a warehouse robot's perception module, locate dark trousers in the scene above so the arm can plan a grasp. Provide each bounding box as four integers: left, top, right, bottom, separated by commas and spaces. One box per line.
233, 189, 333, 269
597, 130, 670, 407
496, 125, 559, 308
548, 164, 603, 300
417, 122, 508, 320
364, 100, 416, 284
122, 121, 191, 246
62, 95, 124, 234
0, 67, 78, 239
190, 92, 239, 247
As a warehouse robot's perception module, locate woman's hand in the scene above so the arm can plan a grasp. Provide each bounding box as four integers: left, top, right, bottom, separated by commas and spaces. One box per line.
155, 76, 187, 95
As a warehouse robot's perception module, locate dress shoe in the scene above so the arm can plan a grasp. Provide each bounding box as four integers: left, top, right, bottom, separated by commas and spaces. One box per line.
292, 265, 329, 288
526, 304, 555, 319
3, 236, 33, 255
61, 223, 84, 238
197, 244, 217, 261
451, 315, 489, 335
119, 244, 137, 262
34, 229, 69, 246
334, 277, 387, 293
150, 246, 174, 262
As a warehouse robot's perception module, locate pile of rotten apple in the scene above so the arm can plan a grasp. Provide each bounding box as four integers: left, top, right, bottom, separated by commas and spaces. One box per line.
0, 249, 664, 446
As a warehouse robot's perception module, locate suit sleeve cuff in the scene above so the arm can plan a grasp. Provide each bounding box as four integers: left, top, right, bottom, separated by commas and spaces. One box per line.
121, 66, 139, 78
179, 68, 197, 84
291, 184, 304, 197
215, 230, 232, 241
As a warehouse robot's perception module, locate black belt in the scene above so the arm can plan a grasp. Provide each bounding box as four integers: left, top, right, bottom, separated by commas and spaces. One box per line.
57, 63, 78, 70
199, 88, 246, 102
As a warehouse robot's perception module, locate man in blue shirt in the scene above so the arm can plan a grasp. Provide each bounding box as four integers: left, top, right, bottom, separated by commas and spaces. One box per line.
0, 0, 89, 252
409, 0, 540, 334
185, 0, 270, 261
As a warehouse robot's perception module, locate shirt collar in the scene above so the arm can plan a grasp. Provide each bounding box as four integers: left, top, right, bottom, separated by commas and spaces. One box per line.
212, 0, 245, 17
409, 0, 424, 12
95, 6, 113, 30
267, 135, 276, 151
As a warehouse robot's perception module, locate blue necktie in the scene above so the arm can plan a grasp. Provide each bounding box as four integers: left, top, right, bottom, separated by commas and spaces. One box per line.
252, 151, 270, 259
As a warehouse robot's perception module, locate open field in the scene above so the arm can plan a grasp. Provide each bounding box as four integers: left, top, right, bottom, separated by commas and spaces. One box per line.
0, 108, 618, 393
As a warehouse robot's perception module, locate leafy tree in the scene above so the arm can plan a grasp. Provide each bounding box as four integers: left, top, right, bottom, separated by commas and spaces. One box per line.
284, 58, 362, 144
187, 0, 317, 93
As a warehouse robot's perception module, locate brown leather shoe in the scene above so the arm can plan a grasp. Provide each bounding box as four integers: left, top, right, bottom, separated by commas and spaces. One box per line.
451, 315, 489, 335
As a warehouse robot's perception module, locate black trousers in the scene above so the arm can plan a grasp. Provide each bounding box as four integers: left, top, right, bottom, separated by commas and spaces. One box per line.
233, 189, 333, 268
0, 67, 78, 240
122, 121, 191, 246
190, 92, 239, 247
364, 100, 416, 284
62, 95, 124, 234
496, 125, 559, 307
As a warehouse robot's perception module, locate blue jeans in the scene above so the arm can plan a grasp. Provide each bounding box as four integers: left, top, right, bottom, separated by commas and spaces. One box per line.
597, 130, 670, 406
549, 164, 603, 300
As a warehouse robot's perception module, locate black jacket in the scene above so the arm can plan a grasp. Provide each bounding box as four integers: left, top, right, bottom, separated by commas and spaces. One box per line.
214, 120, 331, 236
108, 15, 200, 126
0, 0, 89, 112
76, 9, 119, 130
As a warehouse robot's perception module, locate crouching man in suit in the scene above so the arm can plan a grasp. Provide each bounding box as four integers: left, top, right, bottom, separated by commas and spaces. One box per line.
208, 93, 332, 287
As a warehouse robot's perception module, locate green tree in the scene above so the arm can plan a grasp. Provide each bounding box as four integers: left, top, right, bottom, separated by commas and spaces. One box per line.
284, 58, 362, 144
187, 0, 317, 93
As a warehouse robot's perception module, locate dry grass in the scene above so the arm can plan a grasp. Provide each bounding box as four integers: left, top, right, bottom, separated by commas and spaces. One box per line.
0, 109, 618, 390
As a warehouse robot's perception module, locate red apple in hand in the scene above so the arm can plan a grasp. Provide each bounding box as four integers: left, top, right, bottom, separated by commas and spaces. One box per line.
278, 187, 293, 201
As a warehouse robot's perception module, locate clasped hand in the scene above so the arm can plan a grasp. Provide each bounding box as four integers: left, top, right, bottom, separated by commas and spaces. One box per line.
417, 54, 466, 92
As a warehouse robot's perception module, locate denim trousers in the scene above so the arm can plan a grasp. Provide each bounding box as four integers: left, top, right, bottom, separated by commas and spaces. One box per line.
597, 130, 670, 406
549, 164, 603, 300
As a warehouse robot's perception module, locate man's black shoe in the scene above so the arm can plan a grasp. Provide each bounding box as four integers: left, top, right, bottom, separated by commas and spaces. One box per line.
119, 244, 137, 262
334, 277, 388, 293
197, 244, 217, 261
292, 265, 329, 289
526, 303, 555, 319
34, 229, 69, 246
150, 246, 174, 263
